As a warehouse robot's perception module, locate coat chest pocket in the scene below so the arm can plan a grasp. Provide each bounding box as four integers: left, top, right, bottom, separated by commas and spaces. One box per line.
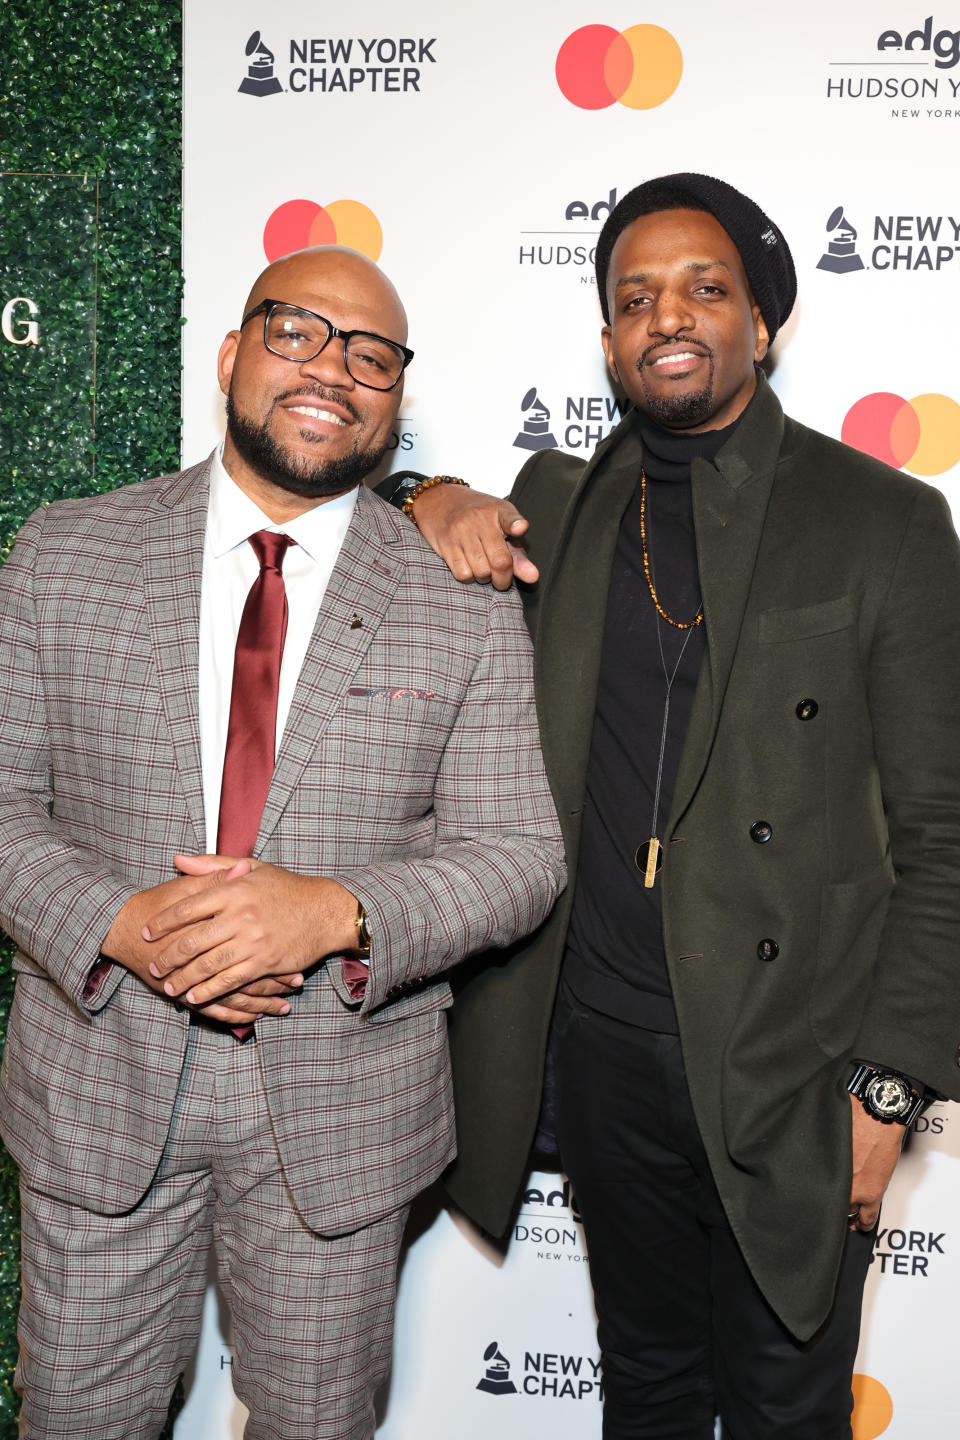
758, 594, 858, 645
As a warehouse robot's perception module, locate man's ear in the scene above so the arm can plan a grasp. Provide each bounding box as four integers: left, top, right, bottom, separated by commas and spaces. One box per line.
600, 324, 620, 385
217, 332, 240, 397
753, 307, 770, 364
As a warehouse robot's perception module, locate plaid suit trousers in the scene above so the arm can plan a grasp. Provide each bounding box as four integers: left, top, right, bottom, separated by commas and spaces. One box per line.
16, 1022, 409, 1440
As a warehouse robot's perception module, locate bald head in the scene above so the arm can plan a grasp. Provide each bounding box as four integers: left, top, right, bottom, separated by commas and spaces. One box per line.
241, 245, 408, 346
217, 244, 410, 521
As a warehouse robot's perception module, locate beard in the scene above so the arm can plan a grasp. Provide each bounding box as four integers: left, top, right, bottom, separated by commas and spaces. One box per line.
225, 387, 390, 499
636, 348, 716, 429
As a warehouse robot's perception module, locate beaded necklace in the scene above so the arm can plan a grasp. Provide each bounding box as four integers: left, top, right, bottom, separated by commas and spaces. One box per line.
635, 469, 703, 887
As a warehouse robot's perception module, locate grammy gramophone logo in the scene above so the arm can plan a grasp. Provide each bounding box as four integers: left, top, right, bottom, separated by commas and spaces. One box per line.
816, 206, 865, 274
476, 1340, 518, 1395
239, 30, 284, 96
513, 387, 558, 452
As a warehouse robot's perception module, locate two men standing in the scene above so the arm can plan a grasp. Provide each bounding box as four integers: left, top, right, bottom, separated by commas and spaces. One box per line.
1, 170, 958, 1440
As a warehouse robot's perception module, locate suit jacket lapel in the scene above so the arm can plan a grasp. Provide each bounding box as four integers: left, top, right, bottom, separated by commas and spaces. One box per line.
141, 458, 212, 853
671, 375, 785, 828
257, 485, 402, 850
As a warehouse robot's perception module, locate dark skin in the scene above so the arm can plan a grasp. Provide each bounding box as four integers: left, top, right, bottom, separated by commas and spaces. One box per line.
102, 246, 409, 1019
402, 207, 904, 1232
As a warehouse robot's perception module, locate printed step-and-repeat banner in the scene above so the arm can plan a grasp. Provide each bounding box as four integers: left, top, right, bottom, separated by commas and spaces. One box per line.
180, 3, 960, 1435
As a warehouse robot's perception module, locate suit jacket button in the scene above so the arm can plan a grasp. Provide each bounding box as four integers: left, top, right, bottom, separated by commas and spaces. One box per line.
757, 938, 780, 962
796, 698, 819, 721
750, 820, 773, 844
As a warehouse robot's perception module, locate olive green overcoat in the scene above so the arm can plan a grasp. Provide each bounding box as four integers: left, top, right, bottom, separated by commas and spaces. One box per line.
444, 373, 960, 1340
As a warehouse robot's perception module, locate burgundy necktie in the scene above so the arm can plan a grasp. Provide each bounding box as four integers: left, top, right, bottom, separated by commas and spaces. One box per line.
218, 530, 295, 1037
218, 530, 295, 857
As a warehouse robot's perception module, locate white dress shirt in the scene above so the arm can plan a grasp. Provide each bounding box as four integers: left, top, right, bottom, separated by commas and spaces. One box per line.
198, 448, 357, 853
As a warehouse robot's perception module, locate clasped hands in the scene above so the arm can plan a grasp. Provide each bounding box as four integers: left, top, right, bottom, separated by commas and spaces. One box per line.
102, 855, 358, 1027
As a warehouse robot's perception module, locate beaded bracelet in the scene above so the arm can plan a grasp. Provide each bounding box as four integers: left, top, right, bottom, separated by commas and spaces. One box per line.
401, 474, 469, 523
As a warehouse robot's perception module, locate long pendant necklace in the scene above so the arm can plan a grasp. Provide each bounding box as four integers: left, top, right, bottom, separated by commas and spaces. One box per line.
635, 469, 703, 888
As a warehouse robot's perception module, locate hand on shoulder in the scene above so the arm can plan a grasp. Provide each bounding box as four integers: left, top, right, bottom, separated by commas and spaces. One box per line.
410, 483, 538, 590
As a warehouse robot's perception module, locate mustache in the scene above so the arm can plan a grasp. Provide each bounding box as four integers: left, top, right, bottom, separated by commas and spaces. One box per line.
638, 339, 714, 369
271, 383, 362, 424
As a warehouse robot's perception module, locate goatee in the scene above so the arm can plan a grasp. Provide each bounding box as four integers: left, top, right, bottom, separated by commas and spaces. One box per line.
637, 346, 716, 429
639, 384, 716, 429
225, 390, 389, 499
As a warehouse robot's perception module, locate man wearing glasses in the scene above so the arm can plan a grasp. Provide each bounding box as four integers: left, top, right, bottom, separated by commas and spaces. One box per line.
0, 246, 564, 1439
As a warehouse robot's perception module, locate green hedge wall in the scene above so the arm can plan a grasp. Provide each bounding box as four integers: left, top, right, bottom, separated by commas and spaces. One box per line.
0, 2, 182, 1429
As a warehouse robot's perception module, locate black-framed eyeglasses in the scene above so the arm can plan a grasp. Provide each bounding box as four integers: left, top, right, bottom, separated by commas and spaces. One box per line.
240, 299, 414, 391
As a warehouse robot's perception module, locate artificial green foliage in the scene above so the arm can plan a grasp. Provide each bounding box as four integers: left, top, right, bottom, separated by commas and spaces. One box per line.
0, 173, 99, 552
0, 3, 182, 1429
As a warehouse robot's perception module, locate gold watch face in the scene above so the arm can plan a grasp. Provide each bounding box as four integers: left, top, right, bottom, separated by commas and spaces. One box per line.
865, 1074, 910, 1118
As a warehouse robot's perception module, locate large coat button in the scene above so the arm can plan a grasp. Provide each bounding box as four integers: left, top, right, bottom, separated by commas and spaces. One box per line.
757, 938, 780, 962
796, 698, 819, 721
750, 820, 773, 844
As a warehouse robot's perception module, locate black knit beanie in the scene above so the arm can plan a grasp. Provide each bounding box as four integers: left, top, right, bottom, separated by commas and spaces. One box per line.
595, 172, 796, 343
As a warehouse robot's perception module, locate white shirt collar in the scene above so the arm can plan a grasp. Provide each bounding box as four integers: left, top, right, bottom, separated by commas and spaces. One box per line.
207, 445, 358, 562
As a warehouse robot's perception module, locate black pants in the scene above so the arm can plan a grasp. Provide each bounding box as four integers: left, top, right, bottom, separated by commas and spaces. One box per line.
552, 983, 874, 1440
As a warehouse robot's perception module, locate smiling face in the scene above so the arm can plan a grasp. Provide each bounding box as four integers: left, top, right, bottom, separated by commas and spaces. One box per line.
600, 208, 769, 433
217, 246, 408, 518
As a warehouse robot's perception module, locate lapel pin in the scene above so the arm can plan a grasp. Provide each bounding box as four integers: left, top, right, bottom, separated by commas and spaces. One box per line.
350, 614, 363, 629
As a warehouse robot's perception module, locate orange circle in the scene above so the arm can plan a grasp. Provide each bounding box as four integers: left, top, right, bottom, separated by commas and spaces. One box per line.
324, 199, 383, 261
900, 392, 960, 475
618, 24, 684, 109
851, 1374, 893, 1440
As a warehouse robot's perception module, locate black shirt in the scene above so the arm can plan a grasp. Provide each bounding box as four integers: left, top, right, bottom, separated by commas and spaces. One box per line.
563, 409, 741, 1031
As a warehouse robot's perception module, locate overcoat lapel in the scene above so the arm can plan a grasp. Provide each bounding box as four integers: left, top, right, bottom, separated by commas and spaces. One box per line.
256, 485, 402, 849
535, 425, 640, 837
670, 376, 785, 828
141, 459, 212, 853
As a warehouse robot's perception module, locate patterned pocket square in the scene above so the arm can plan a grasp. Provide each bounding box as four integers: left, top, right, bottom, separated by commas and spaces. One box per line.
347, 687, 437, 700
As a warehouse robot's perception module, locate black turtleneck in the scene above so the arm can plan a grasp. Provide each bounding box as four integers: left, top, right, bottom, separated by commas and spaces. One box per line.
563, 406, 742, 1032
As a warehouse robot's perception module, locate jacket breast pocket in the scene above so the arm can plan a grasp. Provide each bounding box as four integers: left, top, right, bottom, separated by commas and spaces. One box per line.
338, 693, 461, 750
758, 594, 859, 645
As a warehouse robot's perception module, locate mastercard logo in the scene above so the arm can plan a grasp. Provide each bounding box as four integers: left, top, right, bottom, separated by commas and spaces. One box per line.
851, 1374, 893, 1439
556, 23, 682, 110
263, 199, 383, 265
842, 392, 960, 476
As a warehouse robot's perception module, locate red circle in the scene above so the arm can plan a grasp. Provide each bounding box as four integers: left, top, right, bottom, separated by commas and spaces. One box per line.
841, 392, 914, 469
263, 199, 322, 263
556, 25, 627, 109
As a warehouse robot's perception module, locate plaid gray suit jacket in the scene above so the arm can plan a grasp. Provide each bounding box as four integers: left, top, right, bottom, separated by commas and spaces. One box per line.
0, 458, 565, 1231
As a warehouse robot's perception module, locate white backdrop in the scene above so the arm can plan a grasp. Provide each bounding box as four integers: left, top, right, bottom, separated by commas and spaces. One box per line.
181, 4, 960, 1435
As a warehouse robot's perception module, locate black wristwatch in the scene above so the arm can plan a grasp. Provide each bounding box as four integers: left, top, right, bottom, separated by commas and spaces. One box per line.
847, 1063, 929, 1127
